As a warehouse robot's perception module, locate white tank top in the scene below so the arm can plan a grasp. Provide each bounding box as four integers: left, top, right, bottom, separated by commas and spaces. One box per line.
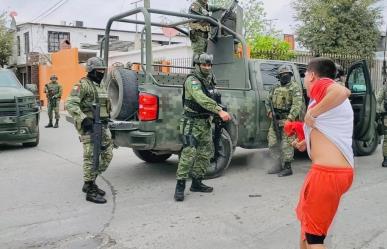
304, 99, 354, 167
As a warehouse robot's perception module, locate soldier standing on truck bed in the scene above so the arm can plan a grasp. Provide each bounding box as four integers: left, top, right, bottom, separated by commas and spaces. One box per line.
174, 53, 231, 202
376, 84, 387, 168
66, 57, 113, 204
189, 0, 226, 57
44, 74, 62, 128
265, 64, 304, 177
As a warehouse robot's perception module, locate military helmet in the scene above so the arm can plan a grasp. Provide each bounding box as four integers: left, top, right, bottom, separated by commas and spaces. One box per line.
86, 57, 107, 73
278, 65, 293, 76
194, 53, 213, 65
50, 74, 58, 81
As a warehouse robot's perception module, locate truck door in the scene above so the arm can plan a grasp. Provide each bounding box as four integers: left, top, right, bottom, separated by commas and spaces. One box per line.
346, 60, 377, 142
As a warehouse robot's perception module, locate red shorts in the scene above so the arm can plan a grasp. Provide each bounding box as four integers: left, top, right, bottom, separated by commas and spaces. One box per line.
296, 164, 354, 240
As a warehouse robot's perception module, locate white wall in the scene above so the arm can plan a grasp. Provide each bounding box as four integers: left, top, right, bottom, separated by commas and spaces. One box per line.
11, 23, 190, 65
108, 44, 193, 66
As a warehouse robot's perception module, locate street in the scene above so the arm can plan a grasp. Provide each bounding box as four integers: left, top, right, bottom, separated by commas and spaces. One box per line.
1, 112, 386, 249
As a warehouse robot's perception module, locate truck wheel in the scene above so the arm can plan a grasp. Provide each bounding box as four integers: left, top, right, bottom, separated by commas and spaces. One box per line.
106, 68, 138, 120
133, 149, 172, 163
205, 129, 233, 179
353, 130, 378, 156
23, 127, 40, 147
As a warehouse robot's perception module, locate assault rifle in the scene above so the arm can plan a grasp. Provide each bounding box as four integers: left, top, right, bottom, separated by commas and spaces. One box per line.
269, 100, 282, 142
91, 103, 103, 172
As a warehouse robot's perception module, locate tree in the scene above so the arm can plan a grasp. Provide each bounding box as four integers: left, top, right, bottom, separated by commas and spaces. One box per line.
293, 0, 383, 57
248, 35, 295, 60
212, 0, 267, 39
0, 12, 13, 67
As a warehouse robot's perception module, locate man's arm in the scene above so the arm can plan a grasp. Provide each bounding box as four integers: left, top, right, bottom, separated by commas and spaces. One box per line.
65, 83, 87, 125
287, 84, 303, 121
187, 79, 222, 114
309, 84, 350, 117
58, 84, 63, 98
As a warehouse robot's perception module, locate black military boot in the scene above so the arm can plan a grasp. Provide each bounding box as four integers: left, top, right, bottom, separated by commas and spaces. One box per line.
382, 157, 387, 167
86, 184, 107, 204
267, 159, 282, 174
45, 119, 53, 128
53, 119, 59, 128
174, 180, 186, 201
278, 162, 293, 177
190, 178, 213, 193
82, 181, 106, 196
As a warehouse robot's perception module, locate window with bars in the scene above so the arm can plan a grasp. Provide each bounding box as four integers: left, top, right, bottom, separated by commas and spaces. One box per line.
17, 36, 20, 56
48, 31, 70, 52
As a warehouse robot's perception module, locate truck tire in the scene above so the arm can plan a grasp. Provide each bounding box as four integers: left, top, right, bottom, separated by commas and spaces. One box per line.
353, 130, 379, 156
106, 68, 138, 120
23, 127, 39, 147
205, 129, 233, 179
133, 149, 172, 163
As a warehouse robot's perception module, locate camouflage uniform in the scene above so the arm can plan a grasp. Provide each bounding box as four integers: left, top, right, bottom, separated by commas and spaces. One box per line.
66, 78, 113, 182
44, 75, 62, 128
189, 0, 224, 56
66, 57, 113, 203
376, 85, 387, 167
174, 53, 227, 201
265, 65, 304, 176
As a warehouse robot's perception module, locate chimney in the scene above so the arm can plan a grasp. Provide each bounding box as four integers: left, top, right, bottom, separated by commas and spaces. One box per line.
60, 20, 66, 26
75, 21, 84, 27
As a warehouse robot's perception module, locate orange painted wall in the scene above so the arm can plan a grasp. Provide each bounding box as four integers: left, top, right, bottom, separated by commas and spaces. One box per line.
39, 48, 87, 108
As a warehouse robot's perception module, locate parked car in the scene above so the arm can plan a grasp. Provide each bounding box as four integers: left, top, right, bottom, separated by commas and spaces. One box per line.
0, 69, 40, 147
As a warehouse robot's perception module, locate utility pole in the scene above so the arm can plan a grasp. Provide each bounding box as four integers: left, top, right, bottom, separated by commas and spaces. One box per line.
130, 0, 143, 34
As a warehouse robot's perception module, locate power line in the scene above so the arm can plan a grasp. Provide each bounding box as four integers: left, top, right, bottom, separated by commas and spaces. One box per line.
31, 0, 68, 23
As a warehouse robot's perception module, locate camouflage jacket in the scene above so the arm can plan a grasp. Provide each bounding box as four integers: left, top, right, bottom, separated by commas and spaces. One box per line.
66, 77, 111, 132
265, 80, 303, 121
183, 73, 222, 115
376, 84, 387, 113
189, 0, 223, 32
44, 81, 62, 100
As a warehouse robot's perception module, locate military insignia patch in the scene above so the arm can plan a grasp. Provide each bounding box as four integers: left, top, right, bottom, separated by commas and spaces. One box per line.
191, 80, 200, 90
71, 85, 81, 95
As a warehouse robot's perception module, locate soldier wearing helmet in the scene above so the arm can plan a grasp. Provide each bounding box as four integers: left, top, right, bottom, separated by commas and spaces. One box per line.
66, 57, 113, 204
189, 0, 226, 57
44, 74, 62, 128
265, 64, 304, 177
174, 53, 231, 201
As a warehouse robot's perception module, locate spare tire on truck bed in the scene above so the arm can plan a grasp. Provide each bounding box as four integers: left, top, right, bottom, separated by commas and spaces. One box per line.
106, 68, 138, 120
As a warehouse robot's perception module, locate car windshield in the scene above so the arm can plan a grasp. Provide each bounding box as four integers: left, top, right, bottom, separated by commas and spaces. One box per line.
0, 71, 22, 88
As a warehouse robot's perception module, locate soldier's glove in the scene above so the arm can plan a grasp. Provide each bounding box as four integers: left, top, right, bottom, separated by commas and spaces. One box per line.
81, 118, 94, 132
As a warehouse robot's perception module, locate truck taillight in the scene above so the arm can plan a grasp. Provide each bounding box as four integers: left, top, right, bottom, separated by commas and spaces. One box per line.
138, 93, 158, 121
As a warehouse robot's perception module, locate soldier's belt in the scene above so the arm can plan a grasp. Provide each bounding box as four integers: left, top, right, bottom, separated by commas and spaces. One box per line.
184, 111, 211, 119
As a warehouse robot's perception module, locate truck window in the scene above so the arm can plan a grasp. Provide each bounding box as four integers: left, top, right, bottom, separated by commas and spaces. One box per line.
0, 71, 22, 88
260, 63, 294, 87
347, 67, 366, 93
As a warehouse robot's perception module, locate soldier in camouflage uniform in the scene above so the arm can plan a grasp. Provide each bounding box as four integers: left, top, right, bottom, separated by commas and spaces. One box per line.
265, 65, 304, 177
66, 57, 113, 204
44, 74, 63, 128
189, 0, 225, 56
376, 84, 387, 167
174, 53, 231, 201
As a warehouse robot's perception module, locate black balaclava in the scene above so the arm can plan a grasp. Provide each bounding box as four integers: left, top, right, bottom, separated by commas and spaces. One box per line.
88, 70, 104, 84
279, 73, 292, 85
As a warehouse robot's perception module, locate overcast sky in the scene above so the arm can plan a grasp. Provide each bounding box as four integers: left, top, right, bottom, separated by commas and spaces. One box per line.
1, 0, 387, 34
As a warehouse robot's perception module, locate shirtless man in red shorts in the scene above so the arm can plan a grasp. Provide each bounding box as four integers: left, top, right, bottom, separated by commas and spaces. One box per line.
292, 57, 354, 249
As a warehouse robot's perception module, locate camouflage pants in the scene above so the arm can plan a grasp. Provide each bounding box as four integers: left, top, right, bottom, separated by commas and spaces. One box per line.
47, 100, 60, 120
176, 118, 213, 180
190, 30, 208, 57
267, 122, 295, 163
81, 128, 113, 182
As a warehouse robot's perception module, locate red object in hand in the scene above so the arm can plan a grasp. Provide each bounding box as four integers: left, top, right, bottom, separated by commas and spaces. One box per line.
284, 121, 305, 141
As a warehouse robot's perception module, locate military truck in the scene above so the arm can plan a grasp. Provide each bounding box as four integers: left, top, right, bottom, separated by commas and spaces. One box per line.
0, 69, 40, 147
102, 3, 378, 178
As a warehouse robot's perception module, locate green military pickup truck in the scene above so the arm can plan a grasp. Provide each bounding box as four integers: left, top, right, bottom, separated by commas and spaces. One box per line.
0, 69, 40, 147
102, 5, 378, 178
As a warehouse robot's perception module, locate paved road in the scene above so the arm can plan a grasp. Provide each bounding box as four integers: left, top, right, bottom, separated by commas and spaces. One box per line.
0, 113, 386, 249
